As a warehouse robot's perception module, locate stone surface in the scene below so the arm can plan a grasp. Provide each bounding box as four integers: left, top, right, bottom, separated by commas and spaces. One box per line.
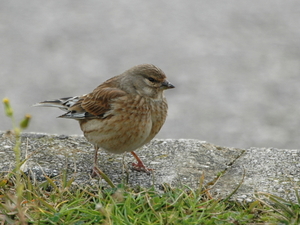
1, 131, 299, 202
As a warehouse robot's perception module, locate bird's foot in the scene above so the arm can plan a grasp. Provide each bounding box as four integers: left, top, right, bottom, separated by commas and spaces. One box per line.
130, 151, 153, 174
131, 161, 153, 174
91, 166, 103, 178
90, 166, 116, 188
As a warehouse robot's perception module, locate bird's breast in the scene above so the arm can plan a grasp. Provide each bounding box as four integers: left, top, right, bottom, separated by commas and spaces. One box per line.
79, 95, 167, 154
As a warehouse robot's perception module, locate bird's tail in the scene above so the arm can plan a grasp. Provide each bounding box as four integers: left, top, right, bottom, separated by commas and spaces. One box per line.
33, 97, 79, 111
34, 95, 94, 119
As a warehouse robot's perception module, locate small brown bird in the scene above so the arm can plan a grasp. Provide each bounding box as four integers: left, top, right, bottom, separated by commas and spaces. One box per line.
34, 64, 174, 176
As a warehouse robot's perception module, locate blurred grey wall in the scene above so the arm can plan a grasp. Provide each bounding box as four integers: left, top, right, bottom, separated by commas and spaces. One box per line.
1, 0, 300, 149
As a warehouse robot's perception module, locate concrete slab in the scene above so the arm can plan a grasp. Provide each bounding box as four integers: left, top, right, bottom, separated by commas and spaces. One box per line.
1, 132, 299, 202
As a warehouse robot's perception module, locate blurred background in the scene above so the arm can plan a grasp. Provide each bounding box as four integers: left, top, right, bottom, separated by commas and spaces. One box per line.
1, 0, 300, 149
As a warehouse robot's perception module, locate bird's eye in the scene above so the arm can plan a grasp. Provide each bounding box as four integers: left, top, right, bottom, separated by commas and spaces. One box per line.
147, 77, 156, 82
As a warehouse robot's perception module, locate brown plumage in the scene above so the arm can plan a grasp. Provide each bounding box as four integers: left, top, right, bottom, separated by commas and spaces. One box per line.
34, 64, 174, 176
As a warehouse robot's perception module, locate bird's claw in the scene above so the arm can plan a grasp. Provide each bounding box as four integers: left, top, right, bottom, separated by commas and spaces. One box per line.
131, 162, 153, 174
91, 166, 102, 178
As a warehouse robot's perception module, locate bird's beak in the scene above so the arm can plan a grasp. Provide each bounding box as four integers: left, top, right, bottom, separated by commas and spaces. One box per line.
161, 80, 175, 89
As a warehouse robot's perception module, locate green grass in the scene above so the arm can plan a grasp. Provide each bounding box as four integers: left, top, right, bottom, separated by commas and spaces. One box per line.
1, 98, 300, 224
1, 174, 299, 225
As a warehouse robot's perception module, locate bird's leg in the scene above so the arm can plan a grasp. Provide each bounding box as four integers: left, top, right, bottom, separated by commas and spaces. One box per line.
90, 145, 115, 187
91, 145, 103, 177
130, 151, 153, 174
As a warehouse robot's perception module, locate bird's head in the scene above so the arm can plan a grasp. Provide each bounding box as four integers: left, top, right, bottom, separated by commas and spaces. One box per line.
122, 64, 175, 98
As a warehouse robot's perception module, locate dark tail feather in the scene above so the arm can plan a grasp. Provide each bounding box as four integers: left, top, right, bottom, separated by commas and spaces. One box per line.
33, 98, 73, 111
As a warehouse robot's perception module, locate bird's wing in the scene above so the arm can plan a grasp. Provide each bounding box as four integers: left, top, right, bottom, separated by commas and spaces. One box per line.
79, 86, 126, 118
56, 88, 125, 120
35, 76, 127, 120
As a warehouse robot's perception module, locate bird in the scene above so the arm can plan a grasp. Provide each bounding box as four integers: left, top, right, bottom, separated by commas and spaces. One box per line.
34, 64, 175, 176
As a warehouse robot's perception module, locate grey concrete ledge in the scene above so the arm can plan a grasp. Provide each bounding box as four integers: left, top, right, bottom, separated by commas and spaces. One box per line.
1, 131, 299, 202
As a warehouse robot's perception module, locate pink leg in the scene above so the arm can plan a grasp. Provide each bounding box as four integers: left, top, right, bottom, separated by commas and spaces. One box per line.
130, 151, 153, 173
91, 145, 102, 177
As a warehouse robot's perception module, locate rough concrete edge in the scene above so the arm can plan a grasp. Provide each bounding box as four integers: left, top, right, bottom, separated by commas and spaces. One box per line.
1, 131, 300, 203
